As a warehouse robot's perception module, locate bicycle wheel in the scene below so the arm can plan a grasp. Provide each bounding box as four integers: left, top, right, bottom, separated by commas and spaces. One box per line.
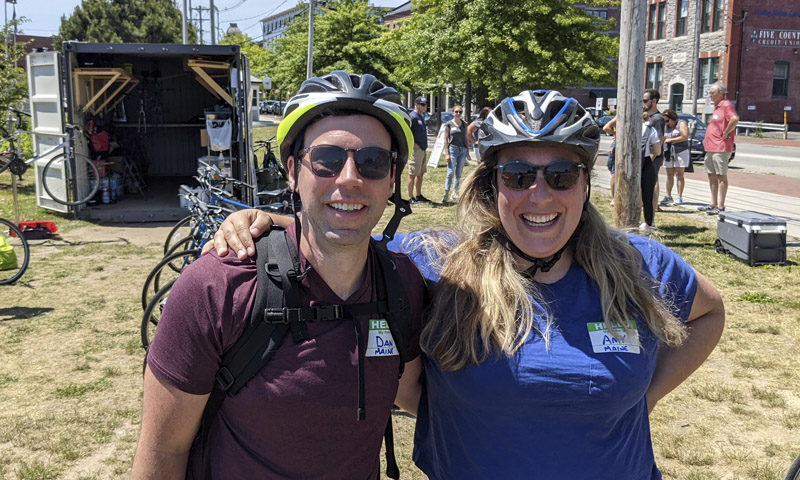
166, 234, 206, 273
164, 215, 197, 255
141, 279, 176, 350
786, 453, 800, 480
141, 246, 200, 311
41, 153, 100, 206
0, 218, 30, 285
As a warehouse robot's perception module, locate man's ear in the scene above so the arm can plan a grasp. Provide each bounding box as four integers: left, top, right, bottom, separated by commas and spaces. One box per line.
287, 156, 296, 191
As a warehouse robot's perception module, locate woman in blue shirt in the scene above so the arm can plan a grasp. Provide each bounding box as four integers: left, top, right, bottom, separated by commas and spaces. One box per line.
206, 90, 725, 479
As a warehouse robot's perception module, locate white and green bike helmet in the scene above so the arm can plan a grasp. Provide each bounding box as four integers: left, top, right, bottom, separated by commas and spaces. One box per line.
276, 71, 415, 245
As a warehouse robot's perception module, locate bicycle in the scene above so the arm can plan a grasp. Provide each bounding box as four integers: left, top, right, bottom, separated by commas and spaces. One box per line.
0, 217, 30, 285
254, 137, 287, 189
1, 107, 100, 206
162, 162, 253, 259
787, 452, 800, 480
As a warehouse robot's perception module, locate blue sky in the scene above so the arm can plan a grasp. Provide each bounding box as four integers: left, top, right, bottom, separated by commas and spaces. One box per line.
8, 0, 404, 41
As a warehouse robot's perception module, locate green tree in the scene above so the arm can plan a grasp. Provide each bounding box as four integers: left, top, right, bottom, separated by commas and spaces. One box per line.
54, 0, 186, 46
265, 0, 395, 97
387, 0, 619, 102
1, 19, 31, 126
220, 32, 270, 78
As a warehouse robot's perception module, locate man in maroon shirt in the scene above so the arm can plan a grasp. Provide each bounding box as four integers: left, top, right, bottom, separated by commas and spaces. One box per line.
699, 82, 739, 216
131, 72, 425, 480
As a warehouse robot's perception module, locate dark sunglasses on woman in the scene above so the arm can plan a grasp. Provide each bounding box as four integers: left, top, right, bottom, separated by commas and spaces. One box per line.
302, 145, 396, 180
495, 160, 585, 191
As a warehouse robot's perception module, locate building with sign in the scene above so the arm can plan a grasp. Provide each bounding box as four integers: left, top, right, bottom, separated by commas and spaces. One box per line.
645, 0, 800, 128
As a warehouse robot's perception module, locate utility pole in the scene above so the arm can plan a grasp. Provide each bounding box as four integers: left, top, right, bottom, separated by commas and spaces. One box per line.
613, 0, 647, 228
194, 6, 208, 44
209, 0, 216, 45
306, 0, 314, 79
182, 0, 188, 44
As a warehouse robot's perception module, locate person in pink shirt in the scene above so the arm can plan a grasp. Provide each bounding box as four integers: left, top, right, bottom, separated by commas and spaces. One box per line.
699, 82, 738, 216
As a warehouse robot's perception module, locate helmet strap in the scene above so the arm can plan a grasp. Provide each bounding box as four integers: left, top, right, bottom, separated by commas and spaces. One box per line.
376, 163, 412, 250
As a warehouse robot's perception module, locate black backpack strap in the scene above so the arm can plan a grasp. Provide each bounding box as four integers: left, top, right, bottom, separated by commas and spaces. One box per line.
370, 239, 412, 372
369, 239, 413, 480
199, 230, 297, 446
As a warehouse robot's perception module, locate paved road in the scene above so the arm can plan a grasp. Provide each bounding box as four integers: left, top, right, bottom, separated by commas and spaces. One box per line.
594, 135, 800, 244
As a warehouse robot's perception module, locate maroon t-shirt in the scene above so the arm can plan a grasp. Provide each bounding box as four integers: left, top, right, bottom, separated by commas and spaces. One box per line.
147, 229, 425, 479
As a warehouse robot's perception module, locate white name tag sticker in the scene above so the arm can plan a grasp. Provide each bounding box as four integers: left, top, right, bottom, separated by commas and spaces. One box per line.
587, 321, 641, 354
366, 319, 399, 357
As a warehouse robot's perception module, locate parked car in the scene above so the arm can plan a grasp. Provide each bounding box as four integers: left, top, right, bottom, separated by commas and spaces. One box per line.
260, 100, 283, 115
677, 113, 735, 163
596, 115, 614, 133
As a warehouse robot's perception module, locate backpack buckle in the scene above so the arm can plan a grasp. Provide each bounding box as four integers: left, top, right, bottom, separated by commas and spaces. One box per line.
215, 367, 236, 392
315, 305, 343, 320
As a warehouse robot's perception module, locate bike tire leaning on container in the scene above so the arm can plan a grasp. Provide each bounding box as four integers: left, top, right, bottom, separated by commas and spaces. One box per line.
41, 152, 101, 206
141, 244, 200, 311
0, 218, 30, 285
786, 453, 800, 480
141, 278, 176, 350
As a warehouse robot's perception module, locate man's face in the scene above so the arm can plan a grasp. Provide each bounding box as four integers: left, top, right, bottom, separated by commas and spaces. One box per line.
286, 115, 395, 252
642, 94, 654, 111
708, 87, 723, 104
415, 102, 427, 114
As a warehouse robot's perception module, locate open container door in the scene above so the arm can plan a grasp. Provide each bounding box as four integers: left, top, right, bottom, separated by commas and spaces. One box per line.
237, 53, 256, 207
26, 51, 70, 213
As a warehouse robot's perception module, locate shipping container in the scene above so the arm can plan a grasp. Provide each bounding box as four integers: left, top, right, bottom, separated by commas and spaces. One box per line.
26, 42, 258, 222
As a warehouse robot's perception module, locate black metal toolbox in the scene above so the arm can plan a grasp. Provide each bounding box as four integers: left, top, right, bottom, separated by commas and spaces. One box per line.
716, 211, 787, 266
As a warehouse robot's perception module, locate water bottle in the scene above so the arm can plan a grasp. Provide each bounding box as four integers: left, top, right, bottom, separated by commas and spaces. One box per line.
102, 186, 110, 204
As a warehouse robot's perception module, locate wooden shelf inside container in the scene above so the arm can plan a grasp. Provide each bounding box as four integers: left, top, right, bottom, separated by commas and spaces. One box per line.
187, 59, 233, 107
72, 67, 139, 116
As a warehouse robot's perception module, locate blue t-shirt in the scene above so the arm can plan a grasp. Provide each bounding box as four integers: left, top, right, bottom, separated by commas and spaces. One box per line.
410, 111, 428, 150
387, 233, 697, 479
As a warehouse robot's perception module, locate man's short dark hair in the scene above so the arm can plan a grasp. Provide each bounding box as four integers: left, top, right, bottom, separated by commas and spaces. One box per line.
644, 88, 660, 102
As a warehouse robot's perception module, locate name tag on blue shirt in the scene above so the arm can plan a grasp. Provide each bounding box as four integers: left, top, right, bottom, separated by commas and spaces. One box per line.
586, 321, 641, 354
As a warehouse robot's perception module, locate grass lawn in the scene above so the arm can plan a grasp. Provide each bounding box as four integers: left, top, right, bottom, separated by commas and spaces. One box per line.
1, 142, 799, 479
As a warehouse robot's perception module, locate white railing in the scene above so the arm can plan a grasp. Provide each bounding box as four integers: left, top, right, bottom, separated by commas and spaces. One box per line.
736, 121, 788, 139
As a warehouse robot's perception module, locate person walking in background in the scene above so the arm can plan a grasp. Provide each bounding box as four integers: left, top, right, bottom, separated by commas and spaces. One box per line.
466, 107, 491, 162
643, 89, 665, 219
641, 111, 661, 234
442, 105, 471, 203
699, 82, 739, 216
661, 109, 690, 205
408, 96, 431, 204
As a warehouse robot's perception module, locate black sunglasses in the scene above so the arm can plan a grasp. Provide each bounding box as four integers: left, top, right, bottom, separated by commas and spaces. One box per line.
302, 145, 396, 180
495, 160, 585, 191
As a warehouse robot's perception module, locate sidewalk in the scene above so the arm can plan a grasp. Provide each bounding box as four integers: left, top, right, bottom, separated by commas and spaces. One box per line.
591, 166, 800, 245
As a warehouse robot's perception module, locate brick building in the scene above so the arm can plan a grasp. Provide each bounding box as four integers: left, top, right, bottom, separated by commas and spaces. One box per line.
645, 0, 800, 128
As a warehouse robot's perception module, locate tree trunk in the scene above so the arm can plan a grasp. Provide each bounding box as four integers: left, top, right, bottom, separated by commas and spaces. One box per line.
613, 0, 646, 229
498, 63, 507, 101
465, 78, 473, 119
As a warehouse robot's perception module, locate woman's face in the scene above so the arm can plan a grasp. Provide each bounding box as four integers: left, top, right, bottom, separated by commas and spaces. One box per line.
665, 116, 676, 129
495, 145, 587, 263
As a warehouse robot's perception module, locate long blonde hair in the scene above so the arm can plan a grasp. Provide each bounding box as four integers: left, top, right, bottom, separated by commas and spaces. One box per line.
414, 158, 687, 371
